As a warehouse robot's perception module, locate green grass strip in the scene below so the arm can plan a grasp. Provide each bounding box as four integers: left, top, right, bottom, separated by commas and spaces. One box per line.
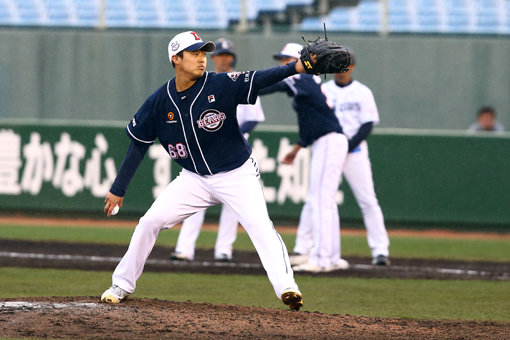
1, 224, 510, 261
1, 267, 509, 321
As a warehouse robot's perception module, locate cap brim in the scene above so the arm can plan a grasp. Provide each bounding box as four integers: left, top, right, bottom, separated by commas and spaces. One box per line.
273, 53, 296, 60
212, 49, 235, 56
184, 41, 216, 53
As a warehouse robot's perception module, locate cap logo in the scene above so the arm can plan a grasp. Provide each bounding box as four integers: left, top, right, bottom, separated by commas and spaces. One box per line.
190, 32, 201, 40
170, 42, 180, 51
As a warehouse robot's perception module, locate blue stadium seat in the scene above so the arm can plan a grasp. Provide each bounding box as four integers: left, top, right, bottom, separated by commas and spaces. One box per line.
0, 7, 14, 25
75, 0, 99, 11
131, 0, 161, 27
444, 14, 472, 33
75, 9, 99, 27
224, 0, 258, 21
356, 0, 383, 32
389, 0, 410, 8
287, 0, 314, 6
358, 0, 382, 15
416, 13, 442, 32
328, 20, 354, 31
475, 14, 502, 33
17, 7, 43, 26
417, 6, 440, 17
47, 0, 67, 6
357, 14, 381, 32
476, 7, 500, 17
415, 0, 439, 11
388, 3, 409, 17
133, 0, 156, 12
3, 0, 510, 36
256, 0, 286, 13
388, 13, 414, 32
415, 0, 437, 7
195, 5, 228, 29
136, 10, 160, 28
329, 7, 354, 24
445, 6, 471, 17
300, 16, 324, 31
107, 10, 131, 27
106, 0, 128, 12
474, 0, 498, 7
161, 0, 187, 14
443, 0, 470, 9
160, 0, 193, 28
47, 8, 72, 26
328, 7, 355, 31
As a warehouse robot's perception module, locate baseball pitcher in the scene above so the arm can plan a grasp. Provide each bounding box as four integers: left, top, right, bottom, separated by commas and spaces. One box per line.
100, 30, 351, 310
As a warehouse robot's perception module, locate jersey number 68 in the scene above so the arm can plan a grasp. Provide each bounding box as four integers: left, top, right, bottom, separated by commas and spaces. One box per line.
168, 143, 188, 159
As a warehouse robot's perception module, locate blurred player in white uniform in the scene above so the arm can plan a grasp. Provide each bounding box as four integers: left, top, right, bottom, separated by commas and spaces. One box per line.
321, 52, 390, 265
171, 38, 265, 262
259, 43, 349, 272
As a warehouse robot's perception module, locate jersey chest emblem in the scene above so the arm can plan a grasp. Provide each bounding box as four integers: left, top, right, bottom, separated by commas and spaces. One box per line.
166, 111, 177, 124
196, 109, 226, 132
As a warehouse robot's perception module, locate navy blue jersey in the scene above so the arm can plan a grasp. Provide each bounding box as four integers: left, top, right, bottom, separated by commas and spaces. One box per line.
125, 64, 296, 176
259, 74, 343, 147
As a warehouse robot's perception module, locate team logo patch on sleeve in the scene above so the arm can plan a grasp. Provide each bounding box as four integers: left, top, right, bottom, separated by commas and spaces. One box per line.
227, 72, 242, 81
196, 109, 226, 132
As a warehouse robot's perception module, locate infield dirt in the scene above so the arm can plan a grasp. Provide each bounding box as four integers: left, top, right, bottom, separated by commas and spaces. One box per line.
1, 296, 510, 340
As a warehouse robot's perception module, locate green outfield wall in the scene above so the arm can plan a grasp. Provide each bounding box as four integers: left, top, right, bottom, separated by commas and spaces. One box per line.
0, 28, 509, 131
0, 122, 508, 227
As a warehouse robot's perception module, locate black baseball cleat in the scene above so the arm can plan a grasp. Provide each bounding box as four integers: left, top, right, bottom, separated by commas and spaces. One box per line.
281, 289, 303, 311
372, 254, 390, 266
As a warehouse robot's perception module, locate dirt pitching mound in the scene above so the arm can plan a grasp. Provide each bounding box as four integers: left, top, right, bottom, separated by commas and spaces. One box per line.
1, 297, 509, 340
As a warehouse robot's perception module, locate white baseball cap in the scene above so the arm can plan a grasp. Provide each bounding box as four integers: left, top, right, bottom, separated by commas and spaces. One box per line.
168, 31, 215, 61
273, 42, 303, 60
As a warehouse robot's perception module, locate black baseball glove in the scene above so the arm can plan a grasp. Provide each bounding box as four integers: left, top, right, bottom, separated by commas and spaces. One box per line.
300, 38, 351, 75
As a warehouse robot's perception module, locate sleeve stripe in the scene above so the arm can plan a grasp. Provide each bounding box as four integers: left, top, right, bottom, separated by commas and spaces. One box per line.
247, 71, 257, 104
126, 125, 155, 144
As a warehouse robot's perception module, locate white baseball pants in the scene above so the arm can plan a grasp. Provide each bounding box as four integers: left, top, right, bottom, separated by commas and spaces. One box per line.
111, 156, 298, 298
342, 141, 389, 257
294, 132, 348, 268
294, 140, 389, 259
175, 204, 239, 259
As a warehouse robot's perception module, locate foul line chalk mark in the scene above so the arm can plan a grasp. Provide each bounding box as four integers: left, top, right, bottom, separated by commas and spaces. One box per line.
1, 251, 508, 280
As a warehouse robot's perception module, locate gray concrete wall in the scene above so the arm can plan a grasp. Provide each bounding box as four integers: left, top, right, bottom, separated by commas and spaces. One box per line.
1, 28, 509, 130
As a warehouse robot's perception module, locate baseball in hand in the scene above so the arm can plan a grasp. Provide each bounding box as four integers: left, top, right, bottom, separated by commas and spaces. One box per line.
111, 205, 120, 216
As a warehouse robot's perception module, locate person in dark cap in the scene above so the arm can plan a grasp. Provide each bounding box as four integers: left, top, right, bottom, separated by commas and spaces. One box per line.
259, 42, 350, 273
